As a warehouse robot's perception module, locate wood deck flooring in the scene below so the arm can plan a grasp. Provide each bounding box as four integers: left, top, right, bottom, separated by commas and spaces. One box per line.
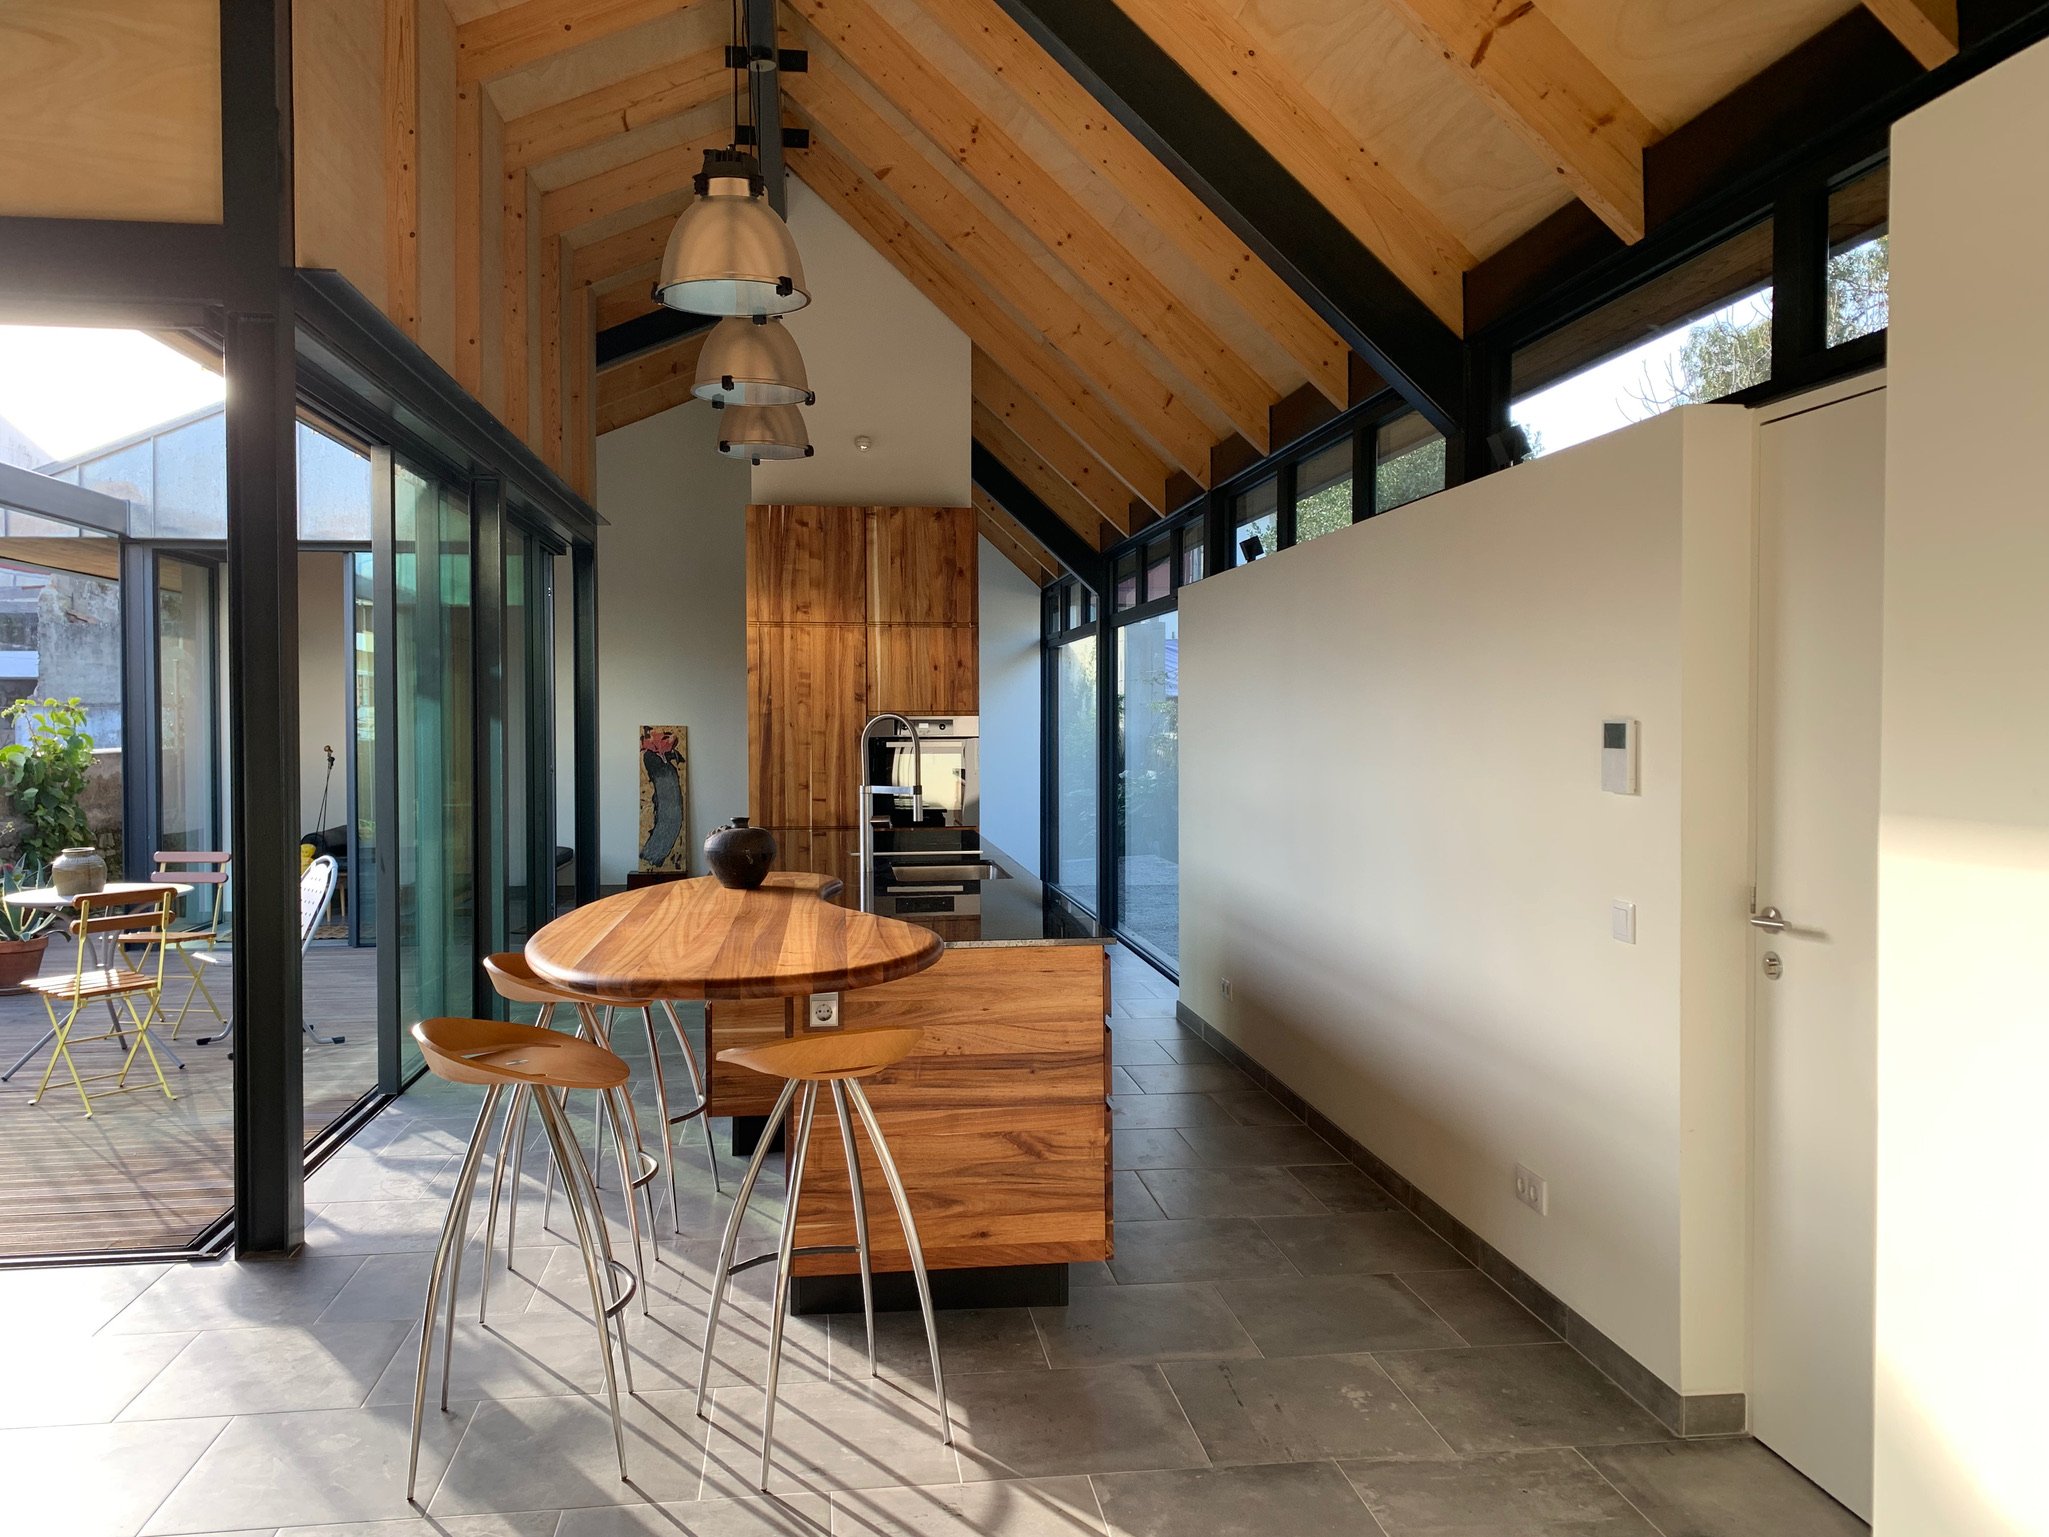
0, 941, 378, 1258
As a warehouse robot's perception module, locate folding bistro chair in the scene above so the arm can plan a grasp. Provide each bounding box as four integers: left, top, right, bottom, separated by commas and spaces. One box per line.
25, 886, 179, 1117
120, 851, 231, 1038
195, 854, 343, 1048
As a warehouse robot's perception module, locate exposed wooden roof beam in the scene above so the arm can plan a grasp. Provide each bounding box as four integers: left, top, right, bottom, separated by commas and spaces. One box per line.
503, 46, 728, 170
1862, 0, 1959, 67
973, 402, 1118, 549
570, 206, 680, 284
538, 132, 724, 237
987, 0, 1465, 432
972, 440, 1105, 585
971, 348, 1132, 540
792, 138, 1174, 514
789, 63, 1212, 483
788, 0, 1277, 449
596, 327, 712, 433
456, 0, 687, 85
922, 0, 1347, 406
595, 278, 658, 331
975, 491, 1059, 583
1382, 0, 1652, 243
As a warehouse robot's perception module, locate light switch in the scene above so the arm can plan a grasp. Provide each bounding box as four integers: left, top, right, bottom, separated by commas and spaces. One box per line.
1611, 900, 1637, 944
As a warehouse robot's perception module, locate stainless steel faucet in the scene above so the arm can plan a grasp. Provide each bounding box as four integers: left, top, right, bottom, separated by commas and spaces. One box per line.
857, 712, 925, 912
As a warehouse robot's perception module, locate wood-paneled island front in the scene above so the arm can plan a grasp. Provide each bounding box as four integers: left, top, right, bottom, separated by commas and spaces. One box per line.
707, 922, 1113, 1310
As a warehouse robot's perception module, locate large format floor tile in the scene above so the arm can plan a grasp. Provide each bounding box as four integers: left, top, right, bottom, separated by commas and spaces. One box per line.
276, 1515, 563, 1537
1255, 1211, 1470, 1277
105, 1256, 367, 1334
1214, 1273, 1463, 1356
827, 1305, 1046, 1383
1343, 1446, 1661, 1536
702, 1377, 960, 1497
1172, 1124, 1344, 1168
1030, 1282, 1257, 1368
430, 1390, 710, 1515
0, 1328, 195, 1429
1135, 1166, 1326, 1219
121, 1320, 408, 1419
1282, 1164, 1399, 1212
1108, 1093, 1240, 1130
1376, 1344, 1672, 1454
1163, 1354, 1454, 1466
555, 1494, 829, 1535
1103, 1217, 1296, 1285
831, 1475, 1105, 1537
1093, 1462, 1385, 1537
951, 1366, 1205, 1481
1119, 1064, 1256, 1096
1396, 1270, 1556, 1346
0, 1261, 168, 1337
0, 1416, 228, 1537
1581, 1439, 1870, 1536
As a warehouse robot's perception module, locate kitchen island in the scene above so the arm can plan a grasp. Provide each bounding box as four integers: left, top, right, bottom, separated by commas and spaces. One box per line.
704, 861, 1112, 1311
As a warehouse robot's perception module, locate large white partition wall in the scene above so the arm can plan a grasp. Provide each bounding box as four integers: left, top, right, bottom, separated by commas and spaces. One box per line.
1875, 41, 2049, 1537
1178, 406, 1755, 1403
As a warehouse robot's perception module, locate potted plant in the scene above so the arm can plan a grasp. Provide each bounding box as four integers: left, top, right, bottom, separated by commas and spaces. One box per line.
0, 860, 57, 991
0, 695, 97, 867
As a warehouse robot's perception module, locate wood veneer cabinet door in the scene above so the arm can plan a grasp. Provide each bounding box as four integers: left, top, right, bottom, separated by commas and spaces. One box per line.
748, 623, 866, 829
867, 506, 977, 625
747, 504, 868, 624
868, 624, 978, 716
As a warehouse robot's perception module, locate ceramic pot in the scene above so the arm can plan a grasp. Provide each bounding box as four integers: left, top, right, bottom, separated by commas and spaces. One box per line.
704, 817, 778, 890
0, 935, 50, 993
51, 846, 108, 898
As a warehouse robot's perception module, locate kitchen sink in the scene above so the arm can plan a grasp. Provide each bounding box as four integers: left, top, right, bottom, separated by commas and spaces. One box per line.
884, 861, 1008, 885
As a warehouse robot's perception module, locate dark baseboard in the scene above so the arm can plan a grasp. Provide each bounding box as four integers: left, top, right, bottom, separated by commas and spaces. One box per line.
790, 1262, 1069, 1316
1176, 1000, 1745, 1440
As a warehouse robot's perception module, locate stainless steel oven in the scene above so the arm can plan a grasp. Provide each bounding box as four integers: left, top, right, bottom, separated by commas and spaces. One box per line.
863, 714, 979, 828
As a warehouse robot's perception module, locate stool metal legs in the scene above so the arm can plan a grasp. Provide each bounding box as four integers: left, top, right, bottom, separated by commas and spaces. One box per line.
696, 1072, 950, 1492
409, 1079, 636, 1504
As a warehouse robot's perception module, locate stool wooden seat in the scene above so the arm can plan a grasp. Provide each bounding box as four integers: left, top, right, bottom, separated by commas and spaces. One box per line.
699, 1024, 951, 1491
407, 1017, 639, 1501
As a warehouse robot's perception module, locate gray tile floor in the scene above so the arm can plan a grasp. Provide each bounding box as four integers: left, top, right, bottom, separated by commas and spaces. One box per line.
0, 946, 1868, 1536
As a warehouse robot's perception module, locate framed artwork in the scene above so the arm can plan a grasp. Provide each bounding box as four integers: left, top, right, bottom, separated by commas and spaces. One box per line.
638, 725, 690, 872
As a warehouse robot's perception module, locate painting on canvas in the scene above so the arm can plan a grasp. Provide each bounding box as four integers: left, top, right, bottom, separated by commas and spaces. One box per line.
638, 725, 690, 872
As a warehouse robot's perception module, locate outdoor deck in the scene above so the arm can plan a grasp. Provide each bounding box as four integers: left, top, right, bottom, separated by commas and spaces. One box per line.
0, 941, 378, 1258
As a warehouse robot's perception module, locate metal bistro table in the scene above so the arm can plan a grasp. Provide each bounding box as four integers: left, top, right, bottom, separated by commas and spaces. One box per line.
2, 881, 195, 1084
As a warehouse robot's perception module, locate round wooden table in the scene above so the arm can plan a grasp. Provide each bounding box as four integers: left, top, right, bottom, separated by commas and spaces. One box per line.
523, 871, 944, 1007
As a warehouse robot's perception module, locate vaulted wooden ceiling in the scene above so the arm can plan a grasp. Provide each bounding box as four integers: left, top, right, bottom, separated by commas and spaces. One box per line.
446, 0, 1956, 579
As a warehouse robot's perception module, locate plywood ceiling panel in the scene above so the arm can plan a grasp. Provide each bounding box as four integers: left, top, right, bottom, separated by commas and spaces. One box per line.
1543, 0, 1863, 133
525, 97, 729, 193
482, 4, 729, 119
1225, 0, 1573, 261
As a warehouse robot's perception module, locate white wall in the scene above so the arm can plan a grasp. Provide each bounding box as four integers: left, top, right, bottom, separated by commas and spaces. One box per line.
297, 551, 349, 837
1178, 407, 1754, 1394
751, 179, 970, 507
593, 398, 752, 884
976, 536, 1041, 875
1873, 43, 2049, 1537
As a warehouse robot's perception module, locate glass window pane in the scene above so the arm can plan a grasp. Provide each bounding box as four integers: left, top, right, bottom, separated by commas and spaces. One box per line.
1116, 610, 1178, 965
1509, 219, 1774, 460
1144, 535, 1172, 601
1828, 163, 1889, 348
298, 422, 374, 541
1375, 415, 1446, 513
1294, 439, 1354, 544
79, 441, 151, 517
1114, 550, 1140, 610
1233, 475, 1278, 565
1054, 635, 1098, 910
1180, 527, 1205, 586
151, 412, 228, 537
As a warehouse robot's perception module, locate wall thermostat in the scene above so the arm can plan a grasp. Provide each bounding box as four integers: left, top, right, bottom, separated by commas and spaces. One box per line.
1601, 719, 1638, 795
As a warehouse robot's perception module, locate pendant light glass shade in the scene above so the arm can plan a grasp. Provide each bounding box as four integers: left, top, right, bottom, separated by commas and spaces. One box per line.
716, 402, 813, 462
656, 150, 810, 317
692, 315, 813, 405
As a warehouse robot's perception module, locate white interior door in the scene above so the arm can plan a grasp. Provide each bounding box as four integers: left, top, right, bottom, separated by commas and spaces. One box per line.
1750, 382, 1885, 1518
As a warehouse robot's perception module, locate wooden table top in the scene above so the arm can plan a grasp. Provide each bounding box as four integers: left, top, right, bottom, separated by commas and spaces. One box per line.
523, 870, 944, 1002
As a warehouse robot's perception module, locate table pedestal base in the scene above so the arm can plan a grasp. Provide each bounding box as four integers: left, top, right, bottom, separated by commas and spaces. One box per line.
790, 1261, 1069, 1316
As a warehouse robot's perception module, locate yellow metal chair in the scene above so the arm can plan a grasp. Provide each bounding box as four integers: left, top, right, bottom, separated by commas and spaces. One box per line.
26, 887, 178, 1117
118, 851, 231, 1038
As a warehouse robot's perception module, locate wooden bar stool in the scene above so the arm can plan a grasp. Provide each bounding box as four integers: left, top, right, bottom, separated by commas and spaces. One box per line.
696, 1026, 951, 1491
478, 953, 658, 1322
407, 1016, 638, 1501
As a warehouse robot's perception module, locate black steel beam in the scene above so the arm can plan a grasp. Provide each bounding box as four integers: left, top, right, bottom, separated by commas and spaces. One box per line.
595, 308, 715, 368
0, 218, 228, 312
987, 0, 1463, 432
572, 543, 601, 905
972, 441, 1105, 589
117, 546, 161, 883
747, 0, 789, 216
471, 478, 508, 1018
222, 0, 306, 1255
370, 448, 403, 1095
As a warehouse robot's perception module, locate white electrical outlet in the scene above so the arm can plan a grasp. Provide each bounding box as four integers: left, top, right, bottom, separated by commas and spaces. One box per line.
1219, 977, 1233, 999
1514, 1163, 1549, 1215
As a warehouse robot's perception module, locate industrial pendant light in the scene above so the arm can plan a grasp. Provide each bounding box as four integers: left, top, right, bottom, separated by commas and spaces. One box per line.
693, 314, 813, 405
716, 402, 813, 463
655, 148, 810, 316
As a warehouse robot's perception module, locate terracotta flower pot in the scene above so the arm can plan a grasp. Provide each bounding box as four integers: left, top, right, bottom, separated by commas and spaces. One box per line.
0, 934, 51, 993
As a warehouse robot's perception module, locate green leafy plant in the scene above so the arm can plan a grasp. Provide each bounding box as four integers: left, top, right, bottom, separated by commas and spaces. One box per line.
0, 861, 58, 943
0, 696, 97, 868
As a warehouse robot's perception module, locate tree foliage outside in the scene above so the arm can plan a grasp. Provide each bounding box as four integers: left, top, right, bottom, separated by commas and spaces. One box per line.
1634, 235, 1889, 411
0, 695, 97, 866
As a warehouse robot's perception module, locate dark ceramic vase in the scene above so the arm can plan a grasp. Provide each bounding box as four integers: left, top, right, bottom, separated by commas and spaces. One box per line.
704, 817, 778, 889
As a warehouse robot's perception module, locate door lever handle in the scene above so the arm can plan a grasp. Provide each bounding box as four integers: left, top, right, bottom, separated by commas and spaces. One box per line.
1748, 906, 1789, 933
